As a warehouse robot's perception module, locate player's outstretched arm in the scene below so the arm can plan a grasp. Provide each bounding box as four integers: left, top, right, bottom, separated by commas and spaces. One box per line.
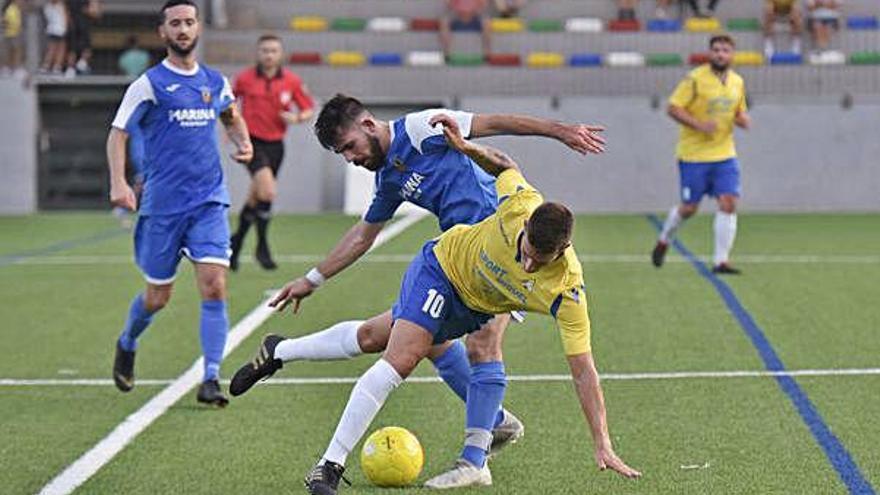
269, 220, 385, 313
107, 127, 136, 211
566, 352, 642, 479
469, 113, 606, 155
430, 114, 520, 177
220, 105, 254, 164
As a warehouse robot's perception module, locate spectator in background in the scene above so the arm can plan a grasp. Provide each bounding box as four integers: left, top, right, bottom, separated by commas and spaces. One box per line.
615, 0, 673, 21
440, 0, 491, 59
41, 0, 68, 74
65, 0, 101, 77
493, 0, 524, 18
118, 35, 150, 77
1, 0, 25, 78
763, 0, 802, 58
684, 0, 721, 18
806, 0, 841, 53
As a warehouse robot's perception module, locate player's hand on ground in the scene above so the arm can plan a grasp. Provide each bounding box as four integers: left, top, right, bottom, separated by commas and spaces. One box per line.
559, 123, 606, 155
594, 446, 642, 479
429, 114, 469, 152
268, 277, 316, 313
232, 140, 254, 164
696, 120, 718, 135
110, 182, 137, 211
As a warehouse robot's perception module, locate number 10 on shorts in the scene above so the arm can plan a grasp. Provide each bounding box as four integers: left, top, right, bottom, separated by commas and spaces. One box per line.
422, 289, 445, 318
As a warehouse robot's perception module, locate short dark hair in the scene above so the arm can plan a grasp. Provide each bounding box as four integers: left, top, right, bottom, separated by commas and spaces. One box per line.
709, 34, 735, 49
526, 202, 574, 255
314, 94, 369, 150
258, 33, 282, 45
159, 0, 198, 24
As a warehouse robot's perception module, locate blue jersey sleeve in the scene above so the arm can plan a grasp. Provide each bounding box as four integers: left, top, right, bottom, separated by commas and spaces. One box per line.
404, 109, 473, 155
363, 189, 403, 224
111, 74, 155, 133
219, 76, 235, 112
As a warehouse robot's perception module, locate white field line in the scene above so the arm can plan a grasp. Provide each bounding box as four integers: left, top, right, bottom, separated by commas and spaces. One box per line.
11, 253, 880, 266
7, 368, 880, 387
36, 210, 427, 495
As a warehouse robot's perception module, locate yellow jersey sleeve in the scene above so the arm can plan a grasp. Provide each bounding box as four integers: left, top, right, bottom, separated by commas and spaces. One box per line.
668, 76, 696, 108
736, 80, 748, 113
554, 286, 592, 356
495, 168, 535, 200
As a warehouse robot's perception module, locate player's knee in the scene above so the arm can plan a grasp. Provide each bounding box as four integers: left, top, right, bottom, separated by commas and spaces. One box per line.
357, 324, 390, 353
256, 186, 275, 203
679, 204, 698, 218
144, 288, 171, 312
383, 352, 419, 379
199, 275, 226, 300
466, 335, 502, 364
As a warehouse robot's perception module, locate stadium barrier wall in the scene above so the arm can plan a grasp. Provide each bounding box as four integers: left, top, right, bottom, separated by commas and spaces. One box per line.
0, 81, 38, 215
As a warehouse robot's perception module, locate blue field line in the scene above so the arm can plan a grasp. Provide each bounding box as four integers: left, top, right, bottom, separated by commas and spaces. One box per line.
0, 227, 128, 267
646, 214, 875, 495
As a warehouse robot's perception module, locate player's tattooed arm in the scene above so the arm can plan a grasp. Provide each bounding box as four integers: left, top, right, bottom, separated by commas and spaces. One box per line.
220, 105, 254, 164
430, 113, 519, 177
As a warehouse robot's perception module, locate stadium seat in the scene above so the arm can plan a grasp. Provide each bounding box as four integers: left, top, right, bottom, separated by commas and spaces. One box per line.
646, 19, 682, 33
685, 17, 721, 32
331, 17, 366, 32
646, 53, 683, 66
688, 52, 711, 65
486, 53, 521, 66
528, 19, 564, 32
410, 18, 440, 31
849, 51, 880, 65
407, 51, 445, 67
368, 17, 407, 32
769, 52, 803, 65
447, 53, 484, 66
808, 50, 845, 65
569, 53, 603, 67
526, 52, 564, 68
727, 18, 761, 31
733, 51, 764, 66
846, 16, 879, 30
327, 51, 366, 67
565, 18, 603, 33
288, 52, 322, 65
608, 19, 640, 32
490, 18, 525, 33
369, 53, 403, 66
290, 16, 328, 32
606, 52, 646, 67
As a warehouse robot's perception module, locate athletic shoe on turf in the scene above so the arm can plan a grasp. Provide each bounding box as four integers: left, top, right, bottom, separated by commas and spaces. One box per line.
255, 242, 278, 270
229, 233, 243, 271
196, 379, 229, 407
651, 241, 668, 268
113, 340, 136, 392
712, 263, 741, 275
229, 334, 285, 396
304, 461, 350, 495
424, 459, 492, 489
489, 409, 524, 458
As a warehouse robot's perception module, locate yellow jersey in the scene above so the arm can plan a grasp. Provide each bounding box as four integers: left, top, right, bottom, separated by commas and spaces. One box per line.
433, 169, 591, 356
669, 64, 747, 162
3, 3, 21, 38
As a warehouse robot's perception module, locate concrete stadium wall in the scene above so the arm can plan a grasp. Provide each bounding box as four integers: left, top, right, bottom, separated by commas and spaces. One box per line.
0, 81, 38, 215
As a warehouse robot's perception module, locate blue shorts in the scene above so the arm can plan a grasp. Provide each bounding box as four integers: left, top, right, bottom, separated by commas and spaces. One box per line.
134, 202, 230, 285
392, 241, 493, 345
678, 158, 741, 204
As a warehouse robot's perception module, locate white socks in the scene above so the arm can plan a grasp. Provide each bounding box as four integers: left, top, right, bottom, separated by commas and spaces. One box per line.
273, 320, 364, 362
322, 359, 403, 466
713, 211, 738, 266
659, 206, 684, 243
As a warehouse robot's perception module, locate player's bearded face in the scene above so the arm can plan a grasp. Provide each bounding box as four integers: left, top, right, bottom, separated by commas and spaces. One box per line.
710, 43, 733, 71
161, 6, 200, 57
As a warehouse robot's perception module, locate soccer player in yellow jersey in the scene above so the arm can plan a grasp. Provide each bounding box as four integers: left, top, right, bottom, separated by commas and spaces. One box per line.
652, 34, 751, 274
284, 115, 640, 494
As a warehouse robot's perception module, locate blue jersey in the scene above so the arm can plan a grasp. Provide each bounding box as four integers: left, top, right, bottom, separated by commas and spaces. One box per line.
364, 109, 497, 232
111, 59, 235, 215
127, 124, 144, 176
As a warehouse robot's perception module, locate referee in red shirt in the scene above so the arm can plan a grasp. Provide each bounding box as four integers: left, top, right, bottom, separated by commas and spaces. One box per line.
230, 34, 315, 270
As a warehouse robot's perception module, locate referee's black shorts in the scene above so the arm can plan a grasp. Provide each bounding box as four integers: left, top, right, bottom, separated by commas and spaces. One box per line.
247, 137, 285, 177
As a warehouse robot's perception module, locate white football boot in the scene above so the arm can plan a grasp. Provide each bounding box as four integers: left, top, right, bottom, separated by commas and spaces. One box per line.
424, 459, 492, 489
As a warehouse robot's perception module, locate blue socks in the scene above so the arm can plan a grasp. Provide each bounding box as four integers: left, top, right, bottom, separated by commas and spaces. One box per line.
199, 300, 228, 382
118, 294, 155, 352
461, 361, 507, 468
433, 341, 506, 429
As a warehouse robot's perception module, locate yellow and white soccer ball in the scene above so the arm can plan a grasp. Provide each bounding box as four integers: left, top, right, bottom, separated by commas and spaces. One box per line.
360, 426, 424, 487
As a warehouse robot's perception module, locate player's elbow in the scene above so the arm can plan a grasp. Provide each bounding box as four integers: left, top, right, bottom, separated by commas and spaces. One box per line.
666, 105, 681, 119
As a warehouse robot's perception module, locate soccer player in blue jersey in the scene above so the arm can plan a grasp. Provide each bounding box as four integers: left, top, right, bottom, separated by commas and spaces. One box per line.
108, 0, 253, 406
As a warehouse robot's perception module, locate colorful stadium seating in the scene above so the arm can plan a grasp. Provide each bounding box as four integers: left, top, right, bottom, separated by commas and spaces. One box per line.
849, 51, 880, 65
288, 52, 322, 65
846, 16, 879, 30
688, 53, 711, 65
369, 53, 403, 66
770, 52, 803, 65
528, 19, 564, 32
569, 53, 603, 67
327, 51, 366, 66
565, 18, 603, 33
368, 17, 407, 32
407, 51, 445, 67
410, 18, 440, 31
727, 18, 761, 31
808, 50, 846, 65
685, 17, 721, 32
526, 52, 565, 68
487, 53, 522, 66
490, 18, 525, 33
646, 19, 682, 33
331, 18, 366, 32
646, 53, 684, 66
606, 52, 646, 67
447, 53, 484, 66
608, 19, 640, 32
733, 51, 764, 66
290, 16, 328, 32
